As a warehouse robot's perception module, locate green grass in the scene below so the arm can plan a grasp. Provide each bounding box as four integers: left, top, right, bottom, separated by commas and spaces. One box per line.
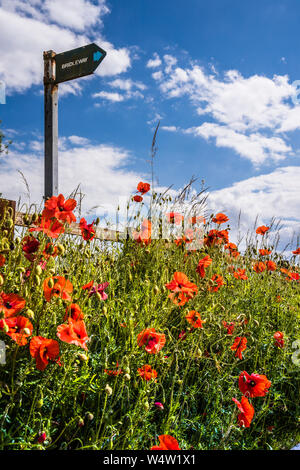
0, 192, 299, 451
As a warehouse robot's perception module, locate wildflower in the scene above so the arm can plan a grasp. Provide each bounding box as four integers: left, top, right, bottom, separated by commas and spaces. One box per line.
208, 274, 224, 292
1, 316, 33, 346
30, 217, 65, 239
30, 336, 60, 370
233, 269, 248, 280
105, 384, 113, 396
166, 212, 184, 225
253, 262, 266, 273
154, 402, 164, 410
42, 194, 76, 224
137, 182, 150, 194
43, 276, 73, 302
292, 247, 300, 255
64, 303, 84, 322
0, 292, 26, 318
86, 282, 109, 300
274, 331, 284, 348
204, 229, 228, 247
133, 219, 152, 245
37, 432, 47, 444
231, 336, 247, 360
232, 396, 254, 428
266, 260, 276, 271
21, 236, 40, 262
186, 311, 204, 329
259, 249, 272, 256
104, 361, 123, 376
138, 364, 158, 381
42, 243, 58, 259
133, 195, 143, 202
212, 213, 229, 225
79, 218, 96, 241
57, 318, 89, 350
0, 254, 5, 266
178, 330, 187, 340
256, 225, 269, 235
137, 328, 166, 354
223, 321, 235, 335
165, 272, 198, 306
196, 255, 212, 278
151, 435, 181, 450
239, 371, 271, 398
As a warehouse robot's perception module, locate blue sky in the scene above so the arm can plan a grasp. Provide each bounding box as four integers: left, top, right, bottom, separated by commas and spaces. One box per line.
0, 0, 300, 251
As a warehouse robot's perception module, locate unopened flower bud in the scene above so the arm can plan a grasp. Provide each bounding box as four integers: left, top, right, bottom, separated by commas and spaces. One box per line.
48, 278, 54, 289
57, 244, 65, 255
23, 328, 31, 336
78, 353, 88, 362
105, 384, 113, 396
124, 373, 131, 381
0, 274, 4, 286
36, 398, 43, 408
153, 285, 159, 294
26, 309, 35, 320
34, 274, 41, 286
143, 400, 150, 411
35, 265, 43, 276
86, 413, 94, 421
2, 320, 9, 333
78, 418, 84, 427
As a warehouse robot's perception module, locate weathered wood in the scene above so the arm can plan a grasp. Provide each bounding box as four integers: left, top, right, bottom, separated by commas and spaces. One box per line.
15, 210, 123, 242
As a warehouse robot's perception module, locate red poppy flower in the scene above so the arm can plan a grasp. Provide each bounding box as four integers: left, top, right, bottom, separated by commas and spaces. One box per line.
166, 212, 184, 225
133, 219, 152, 245
253, 262, 266, 273
138, 364, 158, 381
196, 255, 212, 278
133, 195, 143, 202
274, 331, 284, 348
137, 182, 150, 195
42, 194, 77, 224
239, 371, 271, 397
43, 276, 73, 302
57, 318, 89, 350
30, 336, 60, 371
233, 269, 248, 280
212, 213, 229, 225
82, 280, 94, 291
189, 216, 206, 225
21, 236, 40, 262
151, 435, 180, 450
42, 242, 58, 259
259, 249, 272, 256
1, 316, 33, 346
137, 328, 166, 354
231, 336, 247, 360
29, 217, 65, 239
0, 292, 26, 317
232, 396, 254, 428
208, 274, 224, 292
292, 247, 300, 255
186, 311, 203, 328
79, 218, 96, 241
64, 303, 84, 322
0, 254, 5, 267
256, 225, 270, 235
204, 229, 228, 247
104, 361, 123, 376
266, 260, 276, 271
223, 321, 235, 335
165, 272, 198, 306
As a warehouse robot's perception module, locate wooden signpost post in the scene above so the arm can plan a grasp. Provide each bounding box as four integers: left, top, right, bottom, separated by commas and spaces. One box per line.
43, 43, 106, 200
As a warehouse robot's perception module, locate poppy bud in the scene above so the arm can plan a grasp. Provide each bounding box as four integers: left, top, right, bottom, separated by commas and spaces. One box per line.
31, 213, 39, 224
26, 309, 35, 320
78, 353, 88, 362
6, 218, 14, 229
86, 412, 94, 421
37, 432, 47, 444
105, 384, 113, 396
23, 214, 30, 225
2, 230, 8, 237
2, 320, 9, 333
36, 398, 43, 408
34, 274, 41, 286
95, 217, 100, 226
177, 380, 183, 385
143, 400, 150, 411
96, 292, 102, 301
124, 366, 130, 374
124, 373, 131, 381
23, 328, 31, 336
48, 278, 54, 289
35, 265, 43, 276
15, 237, 21, 244
153, 285, 159, 294
0, 274, 4, 286
57, 244, 65, 255
78, 418, 84, 427
48, 268, 56, 275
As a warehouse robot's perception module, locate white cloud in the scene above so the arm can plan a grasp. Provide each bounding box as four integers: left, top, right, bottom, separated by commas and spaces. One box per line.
0, 1, 132, 93
108, 78, 146, 91
146, 53, 162, 68
208, 166, 300, 252
155, 62, 300, 166
161, 126, 178, 133
0, 138, 146, 218
92, 91, 124, 102
152, 71, 163, 81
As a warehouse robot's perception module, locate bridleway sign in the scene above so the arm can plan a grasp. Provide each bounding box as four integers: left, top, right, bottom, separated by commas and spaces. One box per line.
43, 44, 106, 199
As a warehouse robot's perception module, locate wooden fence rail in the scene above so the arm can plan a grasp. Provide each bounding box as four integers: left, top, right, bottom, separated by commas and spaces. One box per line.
1, 199, 124, 242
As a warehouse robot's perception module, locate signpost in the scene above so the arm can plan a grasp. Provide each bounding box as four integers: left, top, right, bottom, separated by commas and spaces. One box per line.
43, 43, 106, 199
